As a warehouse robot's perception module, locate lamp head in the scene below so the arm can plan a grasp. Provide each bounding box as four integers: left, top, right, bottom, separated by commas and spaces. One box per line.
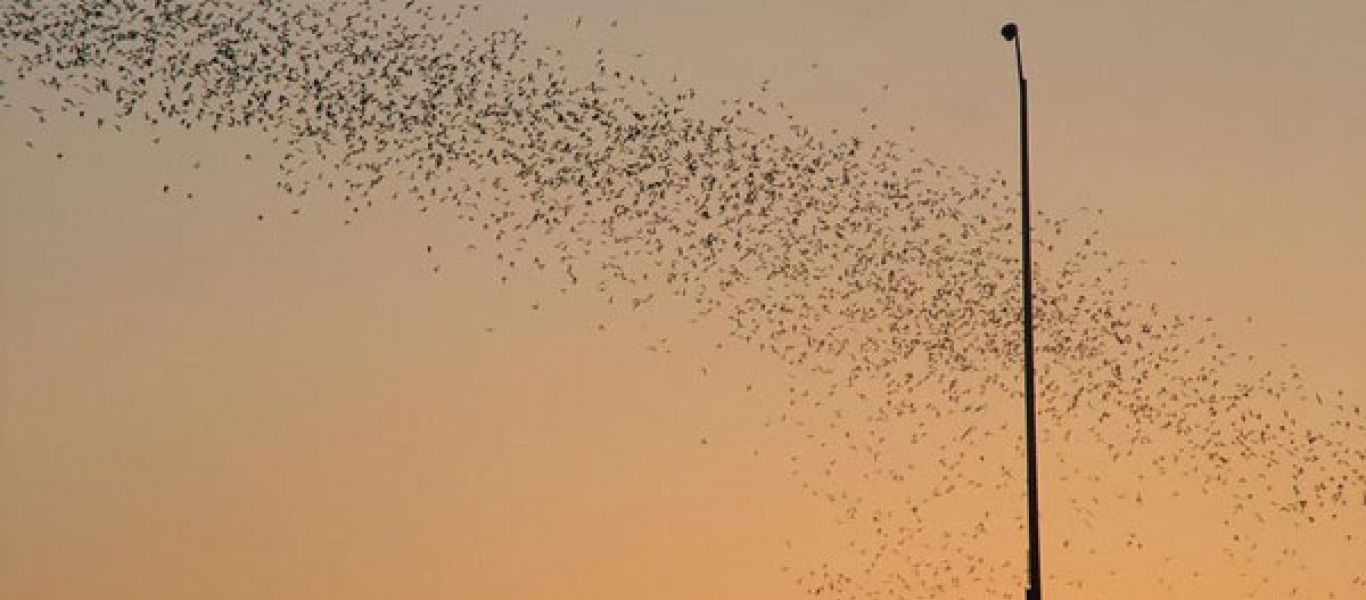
1001, 22, 1018, 41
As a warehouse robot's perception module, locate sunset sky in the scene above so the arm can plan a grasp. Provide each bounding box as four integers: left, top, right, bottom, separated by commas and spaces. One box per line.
3, 1, 1364, 599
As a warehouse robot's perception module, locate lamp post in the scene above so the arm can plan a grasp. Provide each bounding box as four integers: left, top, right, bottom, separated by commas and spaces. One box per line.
1001, 21, 1043, 600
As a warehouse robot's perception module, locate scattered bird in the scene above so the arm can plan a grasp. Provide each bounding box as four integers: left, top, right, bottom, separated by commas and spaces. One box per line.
2, 1, 1359, 597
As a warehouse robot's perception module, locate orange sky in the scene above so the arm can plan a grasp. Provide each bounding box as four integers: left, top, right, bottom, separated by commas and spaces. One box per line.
2, 1, 1364, 599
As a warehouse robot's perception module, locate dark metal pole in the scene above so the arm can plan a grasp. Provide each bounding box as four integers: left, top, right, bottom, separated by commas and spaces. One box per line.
1001, 22, 1042, 600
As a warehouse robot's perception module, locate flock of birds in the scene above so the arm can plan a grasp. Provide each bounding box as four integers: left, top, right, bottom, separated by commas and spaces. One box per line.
3, 0, 1363, 597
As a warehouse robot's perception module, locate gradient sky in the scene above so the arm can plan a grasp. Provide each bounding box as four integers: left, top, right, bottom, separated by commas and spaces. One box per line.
3, 1, 1364, 599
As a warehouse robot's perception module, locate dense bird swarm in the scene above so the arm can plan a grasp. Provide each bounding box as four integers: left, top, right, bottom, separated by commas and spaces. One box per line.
3, 0, 1363, 597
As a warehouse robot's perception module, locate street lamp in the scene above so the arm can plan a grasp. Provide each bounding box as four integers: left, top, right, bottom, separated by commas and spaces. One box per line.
1001, 21, 1043, 600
